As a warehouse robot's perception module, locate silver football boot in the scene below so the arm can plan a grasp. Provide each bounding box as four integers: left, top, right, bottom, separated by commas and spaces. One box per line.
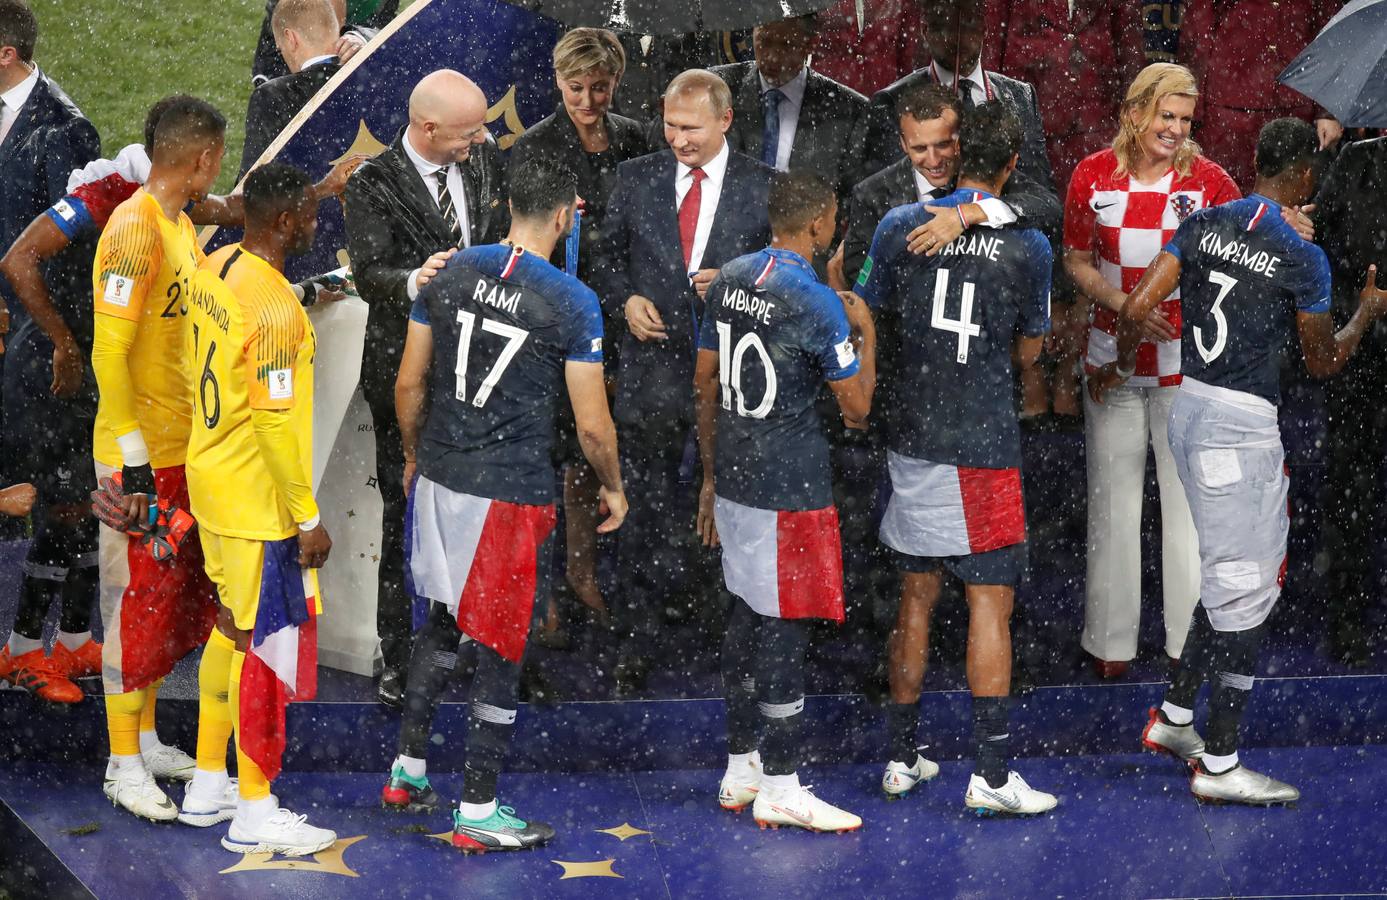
1191, 764, 1300, 806
1141, 707, 1206, 761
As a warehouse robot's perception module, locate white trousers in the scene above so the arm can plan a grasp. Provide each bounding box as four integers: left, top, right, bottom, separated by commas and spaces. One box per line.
1082, 381, 1200, 660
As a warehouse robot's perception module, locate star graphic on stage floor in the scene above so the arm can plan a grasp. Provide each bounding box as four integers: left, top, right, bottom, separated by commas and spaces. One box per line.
218, 835, 367, 877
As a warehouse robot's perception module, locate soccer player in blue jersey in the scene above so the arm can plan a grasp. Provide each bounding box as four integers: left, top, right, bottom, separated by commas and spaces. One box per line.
856, 101, 1058, 815
382, 158, 627, 851
1089, 118, 1387, 805
694, 172, 875, 833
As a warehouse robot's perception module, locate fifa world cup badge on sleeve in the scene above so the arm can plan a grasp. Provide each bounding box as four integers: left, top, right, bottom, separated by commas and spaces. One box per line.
104, 274, 134, 307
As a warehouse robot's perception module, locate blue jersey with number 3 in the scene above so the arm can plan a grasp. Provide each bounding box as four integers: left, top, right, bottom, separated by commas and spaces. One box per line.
856, 189, 1051, 469
1165, 195, 1331, 405
410, 244, 603, 504
697, 248, 859, 510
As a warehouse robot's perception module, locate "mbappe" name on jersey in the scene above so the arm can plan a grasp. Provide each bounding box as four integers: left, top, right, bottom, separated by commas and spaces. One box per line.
472, 276, 522, 314
1198, 231, 1281, 277
720, 286, 775, 325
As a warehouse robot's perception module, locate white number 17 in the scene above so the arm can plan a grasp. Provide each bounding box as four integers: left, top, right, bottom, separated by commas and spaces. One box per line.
455, 310, 528, 408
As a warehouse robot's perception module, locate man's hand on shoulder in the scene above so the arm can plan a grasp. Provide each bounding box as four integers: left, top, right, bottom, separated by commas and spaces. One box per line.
414, 248, 457, 292
907, 205, 967, 257
335, 32, 367, 64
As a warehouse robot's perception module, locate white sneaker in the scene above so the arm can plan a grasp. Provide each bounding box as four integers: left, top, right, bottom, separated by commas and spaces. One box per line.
222, 804, 337, 856
1141, 708, 1206, 761
1191, 763, 1299, 806
718, 751, 761, 811
103, 766, 178, 822
752, 785, 861, 833
881, 753, 940, 798
142, 742, 196, 781
178, 778, 240, 827
964, 771, 1058, 816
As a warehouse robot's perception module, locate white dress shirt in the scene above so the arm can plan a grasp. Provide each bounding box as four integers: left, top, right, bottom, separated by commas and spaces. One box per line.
930, 57, 989, 106
0, 66, 39, 148
674, 139, 730, 273
759, 67, 807, 172
403, 128, 472, 299
913, 169, 950, 203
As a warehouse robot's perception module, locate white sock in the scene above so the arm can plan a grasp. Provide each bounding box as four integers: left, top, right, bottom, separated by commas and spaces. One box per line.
759, 772, 800, 799
1201, 751, 1239, 774
138, 730, 163, 754
57, 630, 90, 651
396, 754, 427, 780
237, 795, 278, 827
6, 633, 42, 656
105, 753, 144, 778
725, 751, 756, 778
1160, 701, 1194, 726
189, 767, 229, 798
458, 799, 497, 821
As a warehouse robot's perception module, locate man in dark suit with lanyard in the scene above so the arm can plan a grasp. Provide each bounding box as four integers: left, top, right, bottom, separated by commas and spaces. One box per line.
343, 68, 507, 707
862, 0, 1055, 197
596, 69, 774, 692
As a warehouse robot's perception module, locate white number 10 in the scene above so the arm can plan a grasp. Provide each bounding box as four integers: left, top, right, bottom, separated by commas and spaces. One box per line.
455, 310, 529, 408
715, 321, 777, 418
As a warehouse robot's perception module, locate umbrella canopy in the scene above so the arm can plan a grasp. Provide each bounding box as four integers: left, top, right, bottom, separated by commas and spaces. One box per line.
1278, 0, 1387, 128
511, 0, 840, 34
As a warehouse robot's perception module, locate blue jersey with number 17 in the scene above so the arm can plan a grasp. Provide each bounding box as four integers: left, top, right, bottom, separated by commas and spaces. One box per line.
697, 248, 859, 510
410, 244, 603, 505
1165, 194, 1330, 405
856, 188, 1051, 469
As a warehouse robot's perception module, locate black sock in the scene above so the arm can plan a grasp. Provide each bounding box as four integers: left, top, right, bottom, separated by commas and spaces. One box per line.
887, 702, 920, 764
59, 565, 97, 635
972, 696, 1011, 789
13, 574, 57, 640
462, 644, 522, 806
758, 698, 803, 776
721, 601, 759, 756
397, 603, 462, 759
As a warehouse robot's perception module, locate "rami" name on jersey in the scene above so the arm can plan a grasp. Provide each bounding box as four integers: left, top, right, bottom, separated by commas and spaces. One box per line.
1198, 231, 1281, 278
472, 276, 522, 314
719, 286, 775, 325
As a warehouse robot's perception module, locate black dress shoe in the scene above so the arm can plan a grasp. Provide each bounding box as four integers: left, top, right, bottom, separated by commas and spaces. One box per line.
377, 665, 406, 708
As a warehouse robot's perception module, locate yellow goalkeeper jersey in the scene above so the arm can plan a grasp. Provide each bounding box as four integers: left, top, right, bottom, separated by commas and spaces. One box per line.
185, 244, 317, 540
91, 189, 202, 468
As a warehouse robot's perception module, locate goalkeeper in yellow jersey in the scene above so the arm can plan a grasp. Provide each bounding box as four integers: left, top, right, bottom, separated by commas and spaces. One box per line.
90, 97, 224, 822
175, 163, 335, 856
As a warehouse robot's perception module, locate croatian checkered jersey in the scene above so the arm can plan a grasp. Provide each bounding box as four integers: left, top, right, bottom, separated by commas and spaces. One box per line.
1165, 195, 1331, 404
409, 244, 603, 505
857, 188, 1052, 469
1064, 148, 1240, 386
698, 248, 859, 510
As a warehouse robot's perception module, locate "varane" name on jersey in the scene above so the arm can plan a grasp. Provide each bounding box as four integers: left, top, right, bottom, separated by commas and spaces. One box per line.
1197, 231, 1281, 278
719, 286, 776, 325
939, 231, 1003, 262
471, 275, 523, 314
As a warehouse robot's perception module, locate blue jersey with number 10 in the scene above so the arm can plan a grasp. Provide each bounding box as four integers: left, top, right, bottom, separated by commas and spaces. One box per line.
856, 188, 1052, 470
410, 244, 603, 505
1165, 194, 1331, 405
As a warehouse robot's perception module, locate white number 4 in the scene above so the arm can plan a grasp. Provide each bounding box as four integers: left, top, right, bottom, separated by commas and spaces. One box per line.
454, 310, 528, 408
931, 269, 981, 363
1194, 271, 1236, 364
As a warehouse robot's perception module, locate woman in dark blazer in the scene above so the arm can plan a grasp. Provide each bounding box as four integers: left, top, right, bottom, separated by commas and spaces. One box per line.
510, 27, 650, 642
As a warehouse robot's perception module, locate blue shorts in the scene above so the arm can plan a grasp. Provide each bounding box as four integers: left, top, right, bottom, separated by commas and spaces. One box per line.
892, 541, 1028, 586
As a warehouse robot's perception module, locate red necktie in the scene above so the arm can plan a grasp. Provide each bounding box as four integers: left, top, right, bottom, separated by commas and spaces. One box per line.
678, 167, 706, 270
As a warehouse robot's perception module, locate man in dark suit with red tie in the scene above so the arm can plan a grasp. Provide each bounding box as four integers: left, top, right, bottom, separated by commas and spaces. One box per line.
596, 69, 774, 692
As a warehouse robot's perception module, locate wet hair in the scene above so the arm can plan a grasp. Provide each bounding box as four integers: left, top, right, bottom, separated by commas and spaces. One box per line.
957, 100, 1022, 182
768, 171, 835, 234
143, 95, 193, 152
0, 0, 36, 63
244, 162, 313, 230
1114, 62, 1201, 178
150, 96, 226, 165
272, 0, 339, 45
755, 12, 819, 36
508, 157, 577, 219
1255, 117, 1317, 179
665, 68, 732, 118
895, 82, 962, 128
552, 27, 625, 81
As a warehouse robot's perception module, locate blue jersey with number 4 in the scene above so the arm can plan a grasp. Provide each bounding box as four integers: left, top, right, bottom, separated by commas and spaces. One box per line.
856, 189, 1051, 469
1165, 195, 1331, 405
697, 248, 859, 510
410, 244, 603, 505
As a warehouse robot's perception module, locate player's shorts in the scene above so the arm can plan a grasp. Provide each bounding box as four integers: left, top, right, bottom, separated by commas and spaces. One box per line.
879, 451, 1028, 587
408, 475, 558, 662
2, 323, 97, 506
96, 462, 218, 694
714, 496, 845, 623
1169, 378, 1288, 632
198, 529, 323, 633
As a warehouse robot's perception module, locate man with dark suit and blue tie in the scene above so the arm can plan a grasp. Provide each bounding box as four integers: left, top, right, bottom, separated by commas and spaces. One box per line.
596, 69, 774, 692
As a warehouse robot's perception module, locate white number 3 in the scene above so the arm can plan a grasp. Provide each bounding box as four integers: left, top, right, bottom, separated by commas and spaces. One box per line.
1194, 271, 1236, 364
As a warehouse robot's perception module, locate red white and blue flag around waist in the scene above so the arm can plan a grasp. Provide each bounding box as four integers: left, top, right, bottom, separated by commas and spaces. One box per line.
879, 452, 1026, 558
240, 536, 321, 781
714, 497, 845, 622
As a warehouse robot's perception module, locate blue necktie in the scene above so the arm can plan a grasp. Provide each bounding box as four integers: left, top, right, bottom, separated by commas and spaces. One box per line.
761, 88, 784, 168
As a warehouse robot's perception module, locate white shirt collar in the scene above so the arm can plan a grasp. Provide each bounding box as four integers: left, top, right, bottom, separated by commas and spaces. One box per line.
759, 67, 807, 109
676, 137, 730, 185
300, 54, 337, 71
402, 127, 448, 178
912, 168, 950, 201
1, 66, 39, 115
931, 56, 987, 99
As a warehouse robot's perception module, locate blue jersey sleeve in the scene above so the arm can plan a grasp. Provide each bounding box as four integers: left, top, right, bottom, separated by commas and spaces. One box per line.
1018, 231, 1053, 338
409, 293, 430, 325
1293, 243, 1332, 314
855, 213, 904, 310
564, 286, 605, 363
697, 274, 726, 352
43, 195, 93, 240
812, 287, 860, 382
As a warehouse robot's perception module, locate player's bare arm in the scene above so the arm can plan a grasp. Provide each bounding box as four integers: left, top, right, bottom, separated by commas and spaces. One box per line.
395, 320, 434, 496
693, 348, 720, 547
0, 214, 84, 397
566, 360, 626, 534
1064, 246, 1176, 343
1088, 250, 1183, 404
1299, 265, 1387, 378
834, 291, 877, 429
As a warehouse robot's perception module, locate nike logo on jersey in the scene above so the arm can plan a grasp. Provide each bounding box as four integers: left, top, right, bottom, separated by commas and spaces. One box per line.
1093, 202, 1117, 211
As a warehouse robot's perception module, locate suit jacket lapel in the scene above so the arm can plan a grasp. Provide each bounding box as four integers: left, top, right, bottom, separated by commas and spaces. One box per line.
0, 79, 44, 167
390, 134, 452, 245
705, 152, 743, 264
652, 153, 683, 266
737, 67, 765, 160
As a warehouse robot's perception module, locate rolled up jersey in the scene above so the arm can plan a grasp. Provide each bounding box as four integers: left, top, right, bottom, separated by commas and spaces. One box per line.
45, 143, 150, 239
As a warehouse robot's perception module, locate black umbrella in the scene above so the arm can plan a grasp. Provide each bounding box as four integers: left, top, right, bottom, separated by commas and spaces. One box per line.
512, 0, 841, 34
1278, 0, 1387, 128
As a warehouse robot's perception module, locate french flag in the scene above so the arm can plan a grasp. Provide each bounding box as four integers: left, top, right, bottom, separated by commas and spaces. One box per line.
714, 497, 845, 623
239, 537, 321, 781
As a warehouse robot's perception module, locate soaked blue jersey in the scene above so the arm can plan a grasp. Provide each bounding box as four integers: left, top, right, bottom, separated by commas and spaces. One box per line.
410, 244, 603, 505
856, 189, 1051, 469
697, 248, 859, 510
1165, 194, 1331, 404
